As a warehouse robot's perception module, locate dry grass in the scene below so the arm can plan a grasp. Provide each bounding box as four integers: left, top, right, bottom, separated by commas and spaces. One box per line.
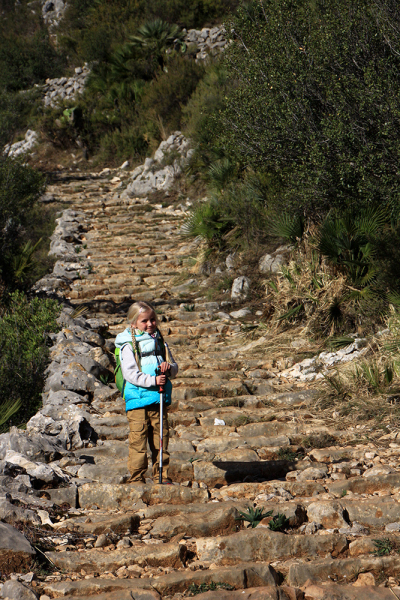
313, 315, 400, 439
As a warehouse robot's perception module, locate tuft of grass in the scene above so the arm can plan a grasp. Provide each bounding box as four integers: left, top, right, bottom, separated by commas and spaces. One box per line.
277, 447, 302, 461
100, 373, 114, 385
302, 433, 337, 449
187, 582, 234, 596
374, 538, 394, 556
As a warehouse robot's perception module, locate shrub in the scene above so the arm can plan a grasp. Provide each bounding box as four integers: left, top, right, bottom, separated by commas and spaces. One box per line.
59, 0, 238, 64
215, 0, 400, 218
0, 90, 40, 148
0, 29, 66, 92
139, 55, 205, 138
0, 292, 60, 431
0, 156, 45, 288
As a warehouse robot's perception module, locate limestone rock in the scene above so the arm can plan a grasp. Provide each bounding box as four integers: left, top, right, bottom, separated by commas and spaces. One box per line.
306, 501, 348, 529
1, 579, 38, 599
0, 522, 35, 575
196, 528, 347, 564
46, 540, 187, 572
231, 276, 250, 301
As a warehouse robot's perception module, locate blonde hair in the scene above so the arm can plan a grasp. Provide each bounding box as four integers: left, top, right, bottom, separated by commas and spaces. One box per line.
127, 301, 158, 326
126, 301, 172, 367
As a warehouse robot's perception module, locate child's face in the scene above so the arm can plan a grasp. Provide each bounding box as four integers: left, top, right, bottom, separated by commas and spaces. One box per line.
134, 310, 157, 334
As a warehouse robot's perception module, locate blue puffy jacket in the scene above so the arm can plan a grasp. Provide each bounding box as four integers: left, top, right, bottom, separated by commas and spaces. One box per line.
115, 328, 173, 411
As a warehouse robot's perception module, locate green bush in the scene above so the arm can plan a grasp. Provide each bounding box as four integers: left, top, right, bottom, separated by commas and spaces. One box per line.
98, 128, 149, 165
0, 29, 66, 92
214, 0, 400, 217
59, 0, 238, 64
183, 63, 230, 168
139, 55, 205, 136
0, 89, 39, 148
0, 156, 47, 288
0, 292, 60, 431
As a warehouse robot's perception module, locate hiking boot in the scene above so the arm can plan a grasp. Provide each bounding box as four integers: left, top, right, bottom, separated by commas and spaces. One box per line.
128, 476, 146, 484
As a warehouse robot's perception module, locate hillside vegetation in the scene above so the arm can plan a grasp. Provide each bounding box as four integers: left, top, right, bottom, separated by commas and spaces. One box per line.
2, 0, 400, 428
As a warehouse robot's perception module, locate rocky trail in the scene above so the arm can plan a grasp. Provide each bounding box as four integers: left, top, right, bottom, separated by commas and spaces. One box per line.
3, 158, 400, 600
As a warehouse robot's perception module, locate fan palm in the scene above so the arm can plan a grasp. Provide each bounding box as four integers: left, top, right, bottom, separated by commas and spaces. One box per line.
316, 206, 388, 286
129, 18, 185, 70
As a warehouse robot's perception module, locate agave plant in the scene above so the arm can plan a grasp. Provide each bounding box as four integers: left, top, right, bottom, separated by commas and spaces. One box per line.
235, 506, 273, 528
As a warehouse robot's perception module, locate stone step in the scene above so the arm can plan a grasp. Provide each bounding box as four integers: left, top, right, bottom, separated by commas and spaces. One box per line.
43, 562, 282, 598
78, 482, 209, 510
46, 539, 186, 573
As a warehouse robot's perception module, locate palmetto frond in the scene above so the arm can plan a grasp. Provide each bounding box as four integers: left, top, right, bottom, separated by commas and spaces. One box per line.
270, 211, 304, 244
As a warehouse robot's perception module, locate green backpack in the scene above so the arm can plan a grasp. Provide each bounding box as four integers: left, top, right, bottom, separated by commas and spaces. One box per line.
114, 342, 132, 394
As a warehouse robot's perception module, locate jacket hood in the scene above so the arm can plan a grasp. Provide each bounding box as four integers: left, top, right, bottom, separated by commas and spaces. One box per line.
114, 328, 132, 348
114, 328, 158, 348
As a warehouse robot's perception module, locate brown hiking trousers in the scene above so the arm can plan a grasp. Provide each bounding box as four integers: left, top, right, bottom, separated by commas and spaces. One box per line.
126, 406, 169, 482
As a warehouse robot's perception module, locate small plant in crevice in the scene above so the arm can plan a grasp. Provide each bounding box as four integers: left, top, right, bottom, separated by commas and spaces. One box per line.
277, 447, 303, 461
187, 582, 234, 596
183, 304, 195, 311
268, 513, 290, 532
235, 506, 273, 528
374, 538, 394, 556
100, 372, 114, 385
302, 433, 337, 449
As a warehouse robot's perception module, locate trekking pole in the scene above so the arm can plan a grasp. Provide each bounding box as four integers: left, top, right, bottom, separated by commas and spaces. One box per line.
155, 367, 165, 484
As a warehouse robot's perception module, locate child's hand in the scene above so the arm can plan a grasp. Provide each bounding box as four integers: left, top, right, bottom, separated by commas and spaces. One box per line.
159, 362, 171, 374
156, 374, 166, 385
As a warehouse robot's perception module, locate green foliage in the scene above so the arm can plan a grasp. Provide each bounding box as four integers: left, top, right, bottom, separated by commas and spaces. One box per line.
182, 199, 235, 249
316, 206, 389, 287
59, 0, 238, 63
75, 44, 203, 162
183, 304, 195, 311
215, 0, 400, 217
139, 56, 205, 135
183, 63, 230, 168
0, 156, 46, 288
277, 448, 302, 461
0, 89, 39, 149
100, 373, 114, 385
326, 336, 356, 351
354, 361, 395, 394
187, 582, 235, 596
235, 506, 273, 528
268, 513, 289, 532
374, 538, 394, 556
271, 212, 304, 245
129, 18, 185, 71
12, 239, 43, 284
0, 27, 65, 92
0, 292, 60, 431
183, 172, 276, 251
302, 433, 338, 449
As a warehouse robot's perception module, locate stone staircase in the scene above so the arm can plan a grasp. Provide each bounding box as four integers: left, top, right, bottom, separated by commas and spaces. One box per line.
5, 172, 400, 600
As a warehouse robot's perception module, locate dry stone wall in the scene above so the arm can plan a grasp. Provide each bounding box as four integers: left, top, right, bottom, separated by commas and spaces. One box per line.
41, 65, 90, 108
183, 26, 227, 61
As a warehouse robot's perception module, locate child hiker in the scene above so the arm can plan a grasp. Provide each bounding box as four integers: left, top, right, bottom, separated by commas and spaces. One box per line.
115, 301, 178, 483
